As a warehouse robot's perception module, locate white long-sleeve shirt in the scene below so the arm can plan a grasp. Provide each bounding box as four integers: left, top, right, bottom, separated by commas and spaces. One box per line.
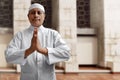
5, 25, 70, 80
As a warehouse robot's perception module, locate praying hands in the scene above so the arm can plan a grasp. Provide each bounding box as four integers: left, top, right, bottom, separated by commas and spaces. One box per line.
25, 28, 48, 58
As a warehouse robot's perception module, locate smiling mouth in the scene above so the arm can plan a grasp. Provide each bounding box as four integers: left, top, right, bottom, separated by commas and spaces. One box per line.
33, 19, 40, 21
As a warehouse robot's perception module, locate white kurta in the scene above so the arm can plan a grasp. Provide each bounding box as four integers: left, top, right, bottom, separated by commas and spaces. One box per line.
5, 25, 70, 80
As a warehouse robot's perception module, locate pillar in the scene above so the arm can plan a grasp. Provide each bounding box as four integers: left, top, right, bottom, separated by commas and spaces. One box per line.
104, 0, 120, 72
52, 0, 79, 73
90, 0, 105, 67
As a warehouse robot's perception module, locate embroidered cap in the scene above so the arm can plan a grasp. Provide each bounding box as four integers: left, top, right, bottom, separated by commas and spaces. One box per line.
29, 3, 45, 13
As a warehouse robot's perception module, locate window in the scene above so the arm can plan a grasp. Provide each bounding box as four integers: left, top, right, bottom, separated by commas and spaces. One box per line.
77, 0, 90, 28
0, 0, 13, 28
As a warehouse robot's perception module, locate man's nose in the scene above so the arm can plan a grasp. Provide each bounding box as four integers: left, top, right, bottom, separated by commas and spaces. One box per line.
34, 12, 39, 17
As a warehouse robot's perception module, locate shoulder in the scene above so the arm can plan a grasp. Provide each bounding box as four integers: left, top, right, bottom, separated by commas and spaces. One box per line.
43, 27, 59, 35
43, 27, 56, 32
14, 31, 24, 39
14, 27, 29, 39
43, 27, 62, 40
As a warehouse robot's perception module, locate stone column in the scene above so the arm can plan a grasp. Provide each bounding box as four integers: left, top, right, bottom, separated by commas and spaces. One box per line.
104, 0, 120, 72
13, 0, 31, 72
90, 0, 105, 67
91, 0, 120, 72
52, 0, 79, 73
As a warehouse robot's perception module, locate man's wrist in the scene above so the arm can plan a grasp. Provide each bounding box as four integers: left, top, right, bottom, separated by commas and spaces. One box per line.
24, 48, 34, 58
37, 47, 48, 56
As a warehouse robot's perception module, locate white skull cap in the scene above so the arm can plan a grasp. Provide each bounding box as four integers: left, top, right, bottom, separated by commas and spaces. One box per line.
29, 3, 45, 13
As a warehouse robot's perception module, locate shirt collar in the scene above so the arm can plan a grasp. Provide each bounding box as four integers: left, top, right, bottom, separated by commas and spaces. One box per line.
29, 25, 44, 31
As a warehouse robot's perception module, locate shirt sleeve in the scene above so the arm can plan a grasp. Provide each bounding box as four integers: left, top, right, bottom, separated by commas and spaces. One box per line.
5, 32, 27, 65
46, 31, 70, 65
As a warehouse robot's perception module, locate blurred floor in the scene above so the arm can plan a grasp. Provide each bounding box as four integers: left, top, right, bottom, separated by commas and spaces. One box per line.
1, 73, 120, 80
0, 66, 114, 80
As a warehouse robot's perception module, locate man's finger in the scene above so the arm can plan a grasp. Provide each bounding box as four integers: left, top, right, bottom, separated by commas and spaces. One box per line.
33, 27, 38, 37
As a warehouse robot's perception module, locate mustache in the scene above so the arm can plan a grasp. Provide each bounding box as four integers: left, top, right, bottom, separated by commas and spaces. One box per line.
32, 18, 40, 21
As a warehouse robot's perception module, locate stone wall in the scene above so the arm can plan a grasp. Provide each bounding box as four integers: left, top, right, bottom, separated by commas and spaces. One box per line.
13, 0, 31, 34
104, 0, 120, 72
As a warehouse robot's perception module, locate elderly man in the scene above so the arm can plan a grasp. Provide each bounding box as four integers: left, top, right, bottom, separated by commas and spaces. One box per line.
5, 3, 70, 80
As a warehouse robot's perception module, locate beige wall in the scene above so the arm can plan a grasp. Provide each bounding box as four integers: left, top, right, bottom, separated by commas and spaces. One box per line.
77, 37, 98, 65
0, 33, 13, 67
13, 0, 30, 34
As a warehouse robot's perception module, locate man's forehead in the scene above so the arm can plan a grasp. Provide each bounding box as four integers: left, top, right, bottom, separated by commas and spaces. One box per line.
29, 8, 43, 12
29, 3, 45, 13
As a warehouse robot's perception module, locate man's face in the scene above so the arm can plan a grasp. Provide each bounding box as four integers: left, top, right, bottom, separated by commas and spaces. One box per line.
28, 8, 45, 27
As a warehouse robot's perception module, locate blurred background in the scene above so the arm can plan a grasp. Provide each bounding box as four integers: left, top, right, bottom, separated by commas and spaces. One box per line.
1, 0, 120, 75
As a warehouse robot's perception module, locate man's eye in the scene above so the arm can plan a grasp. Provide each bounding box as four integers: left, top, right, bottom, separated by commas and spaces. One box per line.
37, 12, 41, 15
31, 12, 35, 14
